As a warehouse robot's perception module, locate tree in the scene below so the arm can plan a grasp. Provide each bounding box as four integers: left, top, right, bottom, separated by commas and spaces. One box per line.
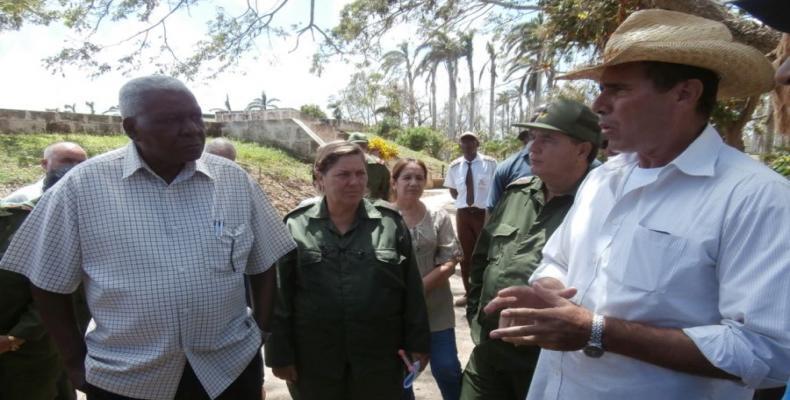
210, 94, 233, 113
417, 31, 464, 139
480, 41, 497, 138
415, 50, 440, 130
63, 103, 76, 113
300, 104, 327, 119
461, 31, 477, 131
85, 101, 96, 114
328, 99, 343, 120
0, 0, 56, 31
381, 42, 418, 127
246, 91, 279, 111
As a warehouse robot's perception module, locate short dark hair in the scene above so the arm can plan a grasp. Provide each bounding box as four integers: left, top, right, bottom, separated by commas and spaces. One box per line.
641, 61, 719, 118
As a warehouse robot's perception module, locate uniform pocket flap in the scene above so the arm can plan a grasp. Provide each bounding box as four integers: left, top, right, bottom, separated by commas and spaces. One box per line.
374, 248, 404, 265
490, 223, 518, 237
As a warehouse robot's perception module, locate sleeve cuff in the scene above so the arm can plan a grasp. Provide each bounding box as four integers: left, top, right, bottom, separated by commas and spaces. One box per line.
683, 324, 771, 389
529, 262, 567, 286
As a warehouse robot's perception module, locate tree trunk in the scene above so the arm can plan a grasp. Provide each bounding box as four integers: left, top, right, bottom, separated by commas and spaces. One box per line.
448, 60, 458, 139
773, 34, 790, 137
722, 96, 759, 151
467, 54, 476, 131
489, 55, 496, 139
407, 73, 415, 128
431, 66, 438, 130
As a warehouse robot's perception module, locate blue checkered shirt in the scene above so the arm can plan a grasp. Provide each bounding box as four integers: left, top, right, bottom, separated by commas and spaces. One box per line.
0, 143, 296, 399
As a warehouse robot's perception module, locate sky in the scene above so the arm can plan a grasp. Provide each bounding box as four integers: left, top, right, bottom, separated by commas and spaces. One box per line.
0, 0, 535, 128
0, 1, 361, 114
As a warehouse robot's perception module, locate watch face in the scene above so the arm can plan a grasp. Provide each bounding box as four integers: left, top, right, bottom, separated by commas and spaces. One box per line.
583, 345, 604, 358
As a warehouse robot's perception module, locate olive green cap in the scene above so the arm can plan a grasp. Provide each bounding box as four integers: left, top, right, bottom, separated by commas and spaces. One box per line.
347, 132, 369, 144
512, 98, 601, 145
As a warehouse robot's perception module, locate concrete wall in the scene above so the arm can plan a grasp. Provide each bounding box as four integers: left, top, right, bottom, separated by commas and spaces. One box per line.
0, 109, 123, 135
0, 108, 366, 161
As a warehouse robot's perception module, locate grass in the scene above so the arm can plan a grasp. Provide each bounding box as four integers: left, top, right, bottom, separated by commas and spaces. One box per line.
0, 133, 312, 190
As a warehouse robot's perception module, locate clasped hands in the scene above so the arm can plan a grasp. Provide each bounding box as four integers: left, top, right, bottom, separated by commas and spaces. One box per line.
484, 280, 593, 351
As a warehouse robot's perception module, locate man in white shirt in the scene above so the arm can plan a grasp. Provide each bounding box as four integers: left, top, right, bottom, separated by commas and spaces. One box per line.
443, 132, 496, 306
0, 75, 296, 400
1, 141, 87, 206
484, 9, 790, 400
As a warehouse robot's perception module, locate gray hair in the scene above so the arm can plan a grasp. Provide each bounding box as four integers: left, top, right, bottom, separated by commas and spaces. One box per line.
43, 141, 83, 160
118, 75, 193, 118
205, 137, 237, 161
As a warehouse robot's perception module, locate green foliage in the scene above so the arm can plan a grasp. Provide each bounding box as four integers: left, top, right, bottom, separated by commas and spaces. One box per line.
0, 0, 56, 31
539, 0, 633, 51
395, 127, 448, 158
764, 152, 790, 177
300, 104, 328, 120
481, 138, 523, 160
373, 116, 402, 139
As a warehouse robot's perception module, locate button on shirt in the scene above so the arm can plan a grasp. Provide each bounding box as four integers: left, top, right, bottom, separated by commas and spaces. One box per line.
528, 126, 790, 400
0, 144, 296, 400
444, 154, 497, 209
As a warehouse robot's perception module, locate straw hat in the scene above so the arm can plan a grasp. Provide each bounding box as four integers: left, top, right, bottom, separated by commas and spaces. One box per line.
561, 9, 775, 99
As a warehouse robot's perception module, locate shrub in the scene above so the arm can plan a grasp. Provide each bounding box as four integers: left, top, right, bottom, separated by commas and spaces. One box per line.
396, 127, 448, 158
300, 104, 327, 119
765, 152, 790, 177
373, 116, 402, 139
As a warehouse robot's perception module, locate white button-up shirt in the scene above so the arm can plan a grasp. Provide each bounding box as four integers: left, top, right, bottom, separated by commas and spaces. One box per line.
529, 126, 790, 400
443, 154, 497, 209
0, 144, 296, 400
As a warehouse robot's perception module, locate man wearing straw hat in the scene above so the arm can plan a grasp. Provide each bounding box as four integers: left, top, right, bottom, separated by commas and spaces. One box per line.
484, 9, 790, 400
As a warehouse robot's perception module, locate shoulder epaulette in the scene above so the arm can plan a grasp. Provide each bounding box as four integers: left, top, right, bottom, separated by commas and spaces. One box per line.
506, 176, 537, 189
449, 158, 464, 167
283, 200, 317, 221
373, 200, 399, 214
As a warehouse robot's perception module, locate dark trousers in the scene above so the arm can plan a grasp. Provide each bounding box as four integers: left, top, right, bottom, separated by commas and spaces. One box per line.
86, 352, 263, 400
456, 207, 486, 295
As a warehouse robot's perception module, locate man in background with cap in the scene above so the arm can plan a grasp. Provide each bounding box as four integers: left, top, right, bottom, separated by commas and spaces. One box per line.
461, 98, 600, 400
444, 132, 497, 307
348, 132, 391, 200
485, 113, 539, 213
485, 9, 790, 400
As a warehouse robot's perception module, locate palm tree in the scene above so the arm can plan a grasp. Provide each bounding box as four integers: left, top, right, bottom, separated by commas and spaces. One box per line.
416, 31, 464, 139
246, 91, 280, 111
210, 94, 233, 113
460, 31, 476, 131
381, 42, 418, 128
502, 15, 555, 117
415, 52, 440, 129
479, 41, 498, 138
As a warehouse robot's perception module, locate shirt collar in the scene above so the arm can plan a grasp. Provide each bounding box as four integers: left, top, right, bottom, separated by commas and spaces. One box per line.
121, 143, 214, 181
464, 154, 481, 164
666, 124, 720, 177
305, 198, 382, 220
600, 124, 721, 178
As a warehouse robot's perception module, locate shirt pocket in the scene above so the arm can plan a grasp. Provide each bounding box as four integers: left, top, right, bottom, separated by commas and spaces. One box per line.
373, 248, 406, 290
614, 224, 688, 292
486, 223, 518, 263
204, 223, 252, 273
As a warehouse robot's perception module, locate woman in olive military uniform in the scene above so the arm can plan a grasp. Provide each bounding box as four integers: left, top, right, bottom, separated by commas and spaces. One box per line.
265, 141, 430, 400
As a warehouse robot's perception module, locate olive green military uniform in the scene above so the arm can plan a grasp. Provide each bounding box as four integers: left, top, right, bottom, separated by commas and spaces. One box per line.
460, 176, 579, 400
0, 202, 74, 400
365, 154, 391, 201
265, 198, 430, 400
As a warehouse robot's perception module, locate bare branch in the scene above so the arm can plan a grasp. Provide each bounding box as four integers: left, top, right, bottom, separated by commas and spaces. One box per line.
478, 0, 539, 10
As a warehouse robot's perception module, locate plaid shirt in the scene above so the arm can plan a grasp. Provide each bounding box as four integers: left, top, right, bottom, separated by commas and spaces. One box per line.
0, 143, 295, 399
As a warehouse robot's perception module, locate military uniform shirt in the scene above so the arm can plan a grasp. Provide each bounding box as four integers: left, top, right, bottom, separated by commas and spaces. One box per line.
265, 199, 430, 378
0, 143, 296, 400
467, 176, 577, 350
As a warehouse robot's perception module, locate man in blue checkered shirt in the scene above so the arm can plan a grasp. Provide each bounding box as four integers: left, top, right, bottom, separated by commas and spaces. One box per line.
0, 75, 296, 400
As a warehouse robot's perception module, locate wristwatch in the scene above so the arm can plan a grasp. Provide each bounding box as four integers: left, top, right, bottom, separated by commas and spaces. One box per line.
583, 314, 605, 358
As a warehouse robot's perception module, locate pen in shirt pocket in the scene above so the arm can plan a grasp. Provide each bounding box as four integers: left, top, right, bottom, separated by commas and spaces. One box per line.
213, 219, 224, 237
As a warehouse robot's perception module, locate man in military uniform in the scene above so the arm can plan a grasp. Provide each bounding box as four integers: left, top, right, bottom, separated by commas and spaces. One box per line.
461, 99, 600, 400
444, 131, 497, 306
347, 132, 391, 200
1, 165, 82, 400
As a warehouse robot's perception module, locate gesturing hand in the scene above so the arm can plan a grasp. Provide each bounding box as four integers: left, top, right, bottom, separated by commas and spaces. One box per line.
489, 282, 593, 351
483, 279, 577, 316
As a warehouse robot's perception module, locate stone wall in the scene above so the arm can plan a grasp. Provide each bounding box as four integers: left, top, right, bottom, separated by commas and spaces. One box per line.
0, 109, 123, 135
0, 108, 367, 161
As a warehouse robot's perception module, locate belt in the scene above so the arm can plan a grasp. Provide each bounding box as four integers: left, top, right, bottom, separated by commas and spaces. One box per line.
458, 207, 486, 214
